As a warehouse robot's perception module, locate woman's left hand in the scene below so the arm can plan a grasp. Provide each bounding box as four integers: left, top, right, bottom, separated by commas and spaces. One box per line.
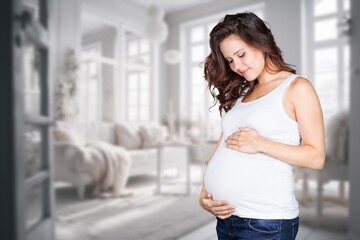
225, 127, 264, 154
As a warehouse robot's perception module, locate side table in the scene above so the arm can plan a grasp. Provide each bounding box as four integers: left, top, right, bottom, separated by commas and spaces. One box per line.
155, 141, 192, 195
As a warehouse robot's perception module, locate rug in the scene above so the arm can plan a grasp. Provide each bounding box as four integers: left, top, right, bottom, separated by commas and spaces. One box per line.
55, 170, 349, 240
55, 173, 214, 240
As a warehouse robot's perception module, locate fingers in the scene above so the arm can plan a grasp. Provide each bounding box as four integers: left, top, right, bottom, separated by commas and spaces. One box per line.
214, 206, 235, 215
227, 129, 247, 141
206, 200, 229, 208
217, 211, 234, 219
226, 144, 241, 151
199, 194, 236, 219
226, 134, 240, 143
205, 200, 235, 216
226, 128, 255, 144
225, 137, 242, 148
211, 205, 235, 219
231, 131, 241, 138
202, 198, 232, 209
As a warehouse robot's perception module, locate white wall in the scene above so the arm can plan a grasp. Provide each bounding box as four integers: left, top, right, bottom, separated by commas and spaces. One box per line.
53, 0, 81, 86
348, 0, 360, 238
163, 0, 301, 122
82, 27, 117, 58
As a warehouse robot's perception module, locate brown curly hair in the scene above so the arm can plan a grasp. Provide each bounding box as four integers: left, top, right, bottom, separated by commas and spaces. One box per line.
204, 12, 296, 115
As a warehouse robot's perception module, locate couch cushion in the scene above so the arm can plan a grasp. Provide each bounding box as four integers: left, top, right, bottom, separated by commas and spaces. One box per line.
114, 123, 142, 149
95, 122, 116, 144
55, 121, 87, 140
54, 121, 116, 144
53, 127, 85, 146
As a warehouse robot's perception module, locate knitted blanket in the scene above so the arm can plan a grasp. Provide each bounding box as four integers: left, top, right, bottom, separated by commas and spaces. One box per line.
74, 141, 131, 197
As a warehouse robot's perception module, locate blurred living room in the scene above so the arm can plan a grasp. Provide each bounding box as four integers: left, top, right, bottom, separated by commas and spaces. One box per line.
1, 0, 360, 240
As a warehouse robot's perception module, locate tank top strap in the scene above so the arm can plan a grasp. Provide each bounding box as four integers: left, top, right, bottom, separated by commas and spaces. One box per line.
279, 74, 299, 92
278, 74, 299, 104
272, 74, 298, 99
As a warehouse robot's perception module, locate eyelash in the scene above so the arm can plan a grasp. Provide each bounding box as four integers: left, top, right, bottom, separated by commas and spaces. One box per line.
238, 53, 245, 58
227, 53, 245, 64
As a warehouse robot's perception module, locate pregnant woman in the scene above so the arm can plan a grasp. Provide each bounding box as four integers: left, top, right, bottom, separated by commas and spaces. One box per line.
199, 12, 325, 240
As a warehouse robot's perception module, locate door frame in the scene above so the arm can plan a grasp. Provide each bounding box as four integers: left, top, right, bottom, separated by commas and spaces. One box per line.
0, 0, 24, 239
0, 0, 55, 239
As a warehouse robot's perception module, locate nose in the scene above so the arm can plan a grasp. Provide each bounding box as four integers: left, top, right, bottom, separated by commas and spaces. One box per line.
233, 58, 243, 70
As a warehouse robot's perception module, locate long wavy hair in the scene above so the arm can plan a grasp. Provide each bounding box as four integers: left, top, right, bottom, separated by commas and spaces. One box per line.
204, 12, 296, 115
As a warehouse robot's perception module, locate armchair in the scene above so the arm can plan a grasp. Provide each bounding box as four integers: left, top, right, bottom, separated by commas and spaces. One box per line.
316, 110, 349, 215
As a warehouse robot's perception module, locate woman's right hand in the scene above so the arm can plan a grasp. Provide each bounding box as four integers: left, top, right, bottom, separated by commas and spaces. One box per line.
199, 192, 235, 219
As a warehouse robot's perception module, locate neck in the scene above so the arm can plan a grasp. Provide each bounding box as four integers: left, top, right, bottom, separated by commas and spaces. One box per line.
257, 70, 292, 86
257, 70, 277, 85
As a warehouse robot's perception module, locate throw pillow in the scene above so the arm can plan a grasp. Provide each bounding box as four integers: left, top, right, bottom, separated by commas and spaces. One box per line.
139, 123, 168, 148
114, 123, 142, 150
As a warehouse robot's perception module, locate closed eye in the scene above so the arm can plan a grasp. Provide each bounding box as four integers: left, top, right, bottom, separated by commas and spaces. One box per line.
225, 52, 245, 64
237, 52, 245, 58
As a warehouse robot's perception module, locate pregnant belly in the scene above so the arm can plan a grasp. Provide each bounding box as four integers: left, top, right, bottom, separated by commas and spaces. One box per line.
203, 147, 297, 218
203, 147, 284, 203
203, 148, 252, 202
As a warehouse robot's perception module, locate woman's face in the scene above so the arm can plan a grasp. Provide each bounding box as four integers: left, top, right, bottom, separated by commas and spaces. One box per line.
220, 34, 266, 81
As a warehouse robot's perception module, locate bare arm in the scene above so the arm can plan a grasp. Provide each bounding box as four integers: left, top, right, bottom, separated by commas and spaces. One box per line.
226, 77, 326, 169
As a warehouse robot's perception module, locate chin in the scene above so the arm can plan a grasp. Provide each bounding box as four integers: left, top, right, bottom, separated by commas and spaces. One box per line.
244, 76, 257, 81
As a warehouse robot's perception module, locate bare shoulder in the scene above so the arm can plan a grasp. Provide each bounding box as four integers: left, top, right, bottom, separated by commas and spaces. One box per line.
290, 76, 314, 89
288, 77, 317, 97
283, 76, 322, 122
287, 76, 321, 109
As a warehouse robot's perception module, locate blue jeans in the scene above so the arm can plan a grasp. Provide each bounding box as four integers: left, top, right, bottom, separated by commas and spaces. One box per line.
216, 215, 299, 240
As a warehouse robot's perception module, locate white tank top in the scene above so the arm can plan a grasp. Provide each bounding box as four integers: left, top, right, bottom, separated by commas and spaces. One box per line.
204, 74, 300, 219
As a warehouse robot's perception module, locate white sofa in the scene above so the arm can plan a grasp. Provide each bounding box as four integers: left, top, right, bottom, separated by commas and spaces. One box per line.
53, 121, 167, 198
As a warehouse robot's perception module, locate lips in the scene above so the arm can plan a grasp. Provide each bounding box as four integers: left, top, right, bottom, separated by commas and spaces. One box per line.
239, 68, 249, 76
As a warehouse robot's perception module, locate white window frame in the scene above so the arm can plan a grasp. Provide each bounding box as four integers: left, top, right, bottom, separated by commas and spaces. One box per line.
303, 0, 351, 125
80, 42, 102, 122
124, 34, 152, 122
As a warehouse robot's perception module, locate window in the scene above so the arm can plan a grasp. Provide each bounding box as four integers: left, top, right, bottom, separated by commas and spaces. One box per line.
80, 44, 101, 122
188, 23, 216, 119
125, 34, 151, 122
305, 0, 351, 124
181, 4, 264, 140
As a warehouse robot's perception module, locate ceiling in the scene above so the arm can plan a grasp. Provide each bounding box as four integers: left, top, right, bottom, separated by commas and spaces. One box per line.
126, 0, 215, 13
81, 11, 116, 36
81, 0, 215, 35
